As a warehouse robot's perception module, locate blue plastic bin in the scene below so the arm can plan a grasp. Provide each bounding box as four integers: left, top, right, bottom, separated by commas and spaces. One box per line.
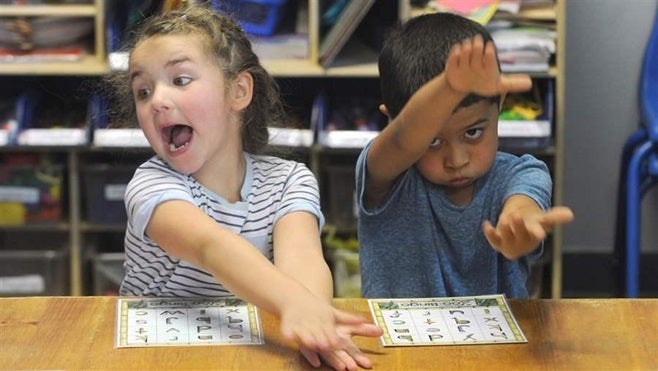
212, 0, 288, 36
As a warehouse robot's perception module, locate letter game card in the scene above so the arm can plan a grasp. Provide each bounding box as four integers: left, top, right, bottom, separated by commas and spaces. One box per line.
368, 294, 526, 346
116, 297, 263, 347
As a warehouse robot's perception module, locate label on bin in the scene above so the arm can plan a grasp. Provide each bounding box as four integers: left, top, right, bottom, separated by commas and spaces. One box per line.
0, 274, 45, 294
104, 184, 127, 201
0, 186, 39, 203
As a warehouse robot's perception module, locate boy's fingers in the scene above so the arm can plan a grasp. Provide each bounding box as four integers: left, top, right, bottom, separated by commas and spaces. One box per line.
470, 35, 484, 65
483, 41, 497, 71
482, 221, 502, 248
540, 207, 574, 228
501, 74, 533, 93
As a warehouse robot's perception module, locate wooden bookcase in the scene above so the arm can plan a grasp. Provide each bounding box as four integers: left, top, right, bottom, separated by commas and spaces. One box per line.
0, 0, 565, 298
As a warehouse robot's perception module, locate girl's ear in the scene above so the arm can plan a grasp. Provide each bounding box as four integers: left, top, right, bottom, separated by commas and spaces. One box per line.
230, 71, 253, 111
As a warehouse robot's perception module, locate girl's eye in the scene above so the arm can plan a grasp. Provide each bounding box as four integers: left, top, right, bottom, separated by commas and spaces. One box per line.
173, 76, 192, 86
465, 128, 483, 140
135, 88, 151, 100
429, 137, 442, 148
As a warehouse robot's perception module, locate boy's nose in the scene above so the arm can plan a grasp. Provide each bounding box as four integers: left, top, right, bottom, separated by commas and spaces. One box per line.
445, 144, 469, 169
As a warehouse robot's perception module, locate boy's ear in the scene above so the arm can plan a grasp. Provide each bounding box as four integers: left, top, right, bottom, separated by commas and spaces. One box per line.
499, 93, 507, 111
230, 71, 253, 111
379, 104, 390, 118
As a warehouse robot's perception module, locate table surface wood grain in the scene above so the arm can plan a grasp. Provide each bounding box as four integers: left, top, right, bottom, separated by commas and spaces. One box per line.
1, 296, 657, 370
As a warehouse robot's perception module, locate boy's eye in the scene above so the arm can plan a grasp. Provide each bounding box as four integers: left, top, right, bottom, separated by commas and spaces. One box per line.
173, 76, 192, 86
465, 128, 483, 140
429, 138, 442, 148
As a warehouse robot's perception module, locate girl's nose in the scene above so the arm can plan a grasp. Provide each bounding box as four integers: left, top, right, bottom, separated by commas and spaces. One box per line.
150, 86, 171, 113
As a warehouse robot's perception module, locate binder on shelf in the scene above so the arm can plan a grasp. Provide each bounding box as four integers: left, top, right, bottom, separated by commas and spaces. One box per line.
267, 127, 313, 147
315, 91, 383, 149
15, 90, 89, 147
0, 94, 19, 146
319, 0, 376, 68
90, 94, 149, 148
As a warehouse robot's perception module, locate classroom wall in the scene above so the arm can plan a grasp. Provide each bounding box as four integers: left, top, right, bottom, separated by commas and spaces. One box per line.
563, 0, 658, 255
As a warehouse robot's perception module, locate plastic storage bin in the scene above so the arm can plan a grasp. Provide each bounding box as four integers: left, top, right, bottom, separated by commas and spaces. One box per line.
212, 0, 288, 36
0, 164, 63, 225
82, 164, 135, 224
327, 248, 360, 298
324, 165, 357, 230
0, 249, 68, 296
92, 252, 124, 295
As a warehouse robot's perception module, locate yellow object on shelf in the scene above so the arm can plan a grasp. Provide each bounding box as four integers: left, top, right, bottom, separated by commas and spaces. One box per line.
0, 203, 26, 225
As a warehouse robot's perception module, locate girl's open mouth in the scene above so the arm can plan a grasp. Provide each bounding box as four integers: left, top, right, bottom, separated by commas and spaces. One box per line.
163, 124, 192, 152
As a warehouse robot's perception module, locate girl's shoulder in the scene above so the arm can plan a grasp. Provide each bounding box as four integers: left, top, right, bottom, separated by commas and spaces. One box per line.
130, 156, 188, 184
246, 153, 311, 177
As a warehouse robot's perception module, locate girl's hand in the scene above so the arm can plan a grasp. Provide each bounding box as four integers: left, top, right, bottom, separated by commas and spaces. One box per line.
445, 35, 532, 97
279, 299, 382, 370
299, 320, 383, 370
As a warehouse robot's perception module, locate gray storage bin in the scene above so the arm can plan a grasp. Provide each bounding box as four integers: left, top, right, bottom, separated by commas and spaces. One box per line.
0, 249, 68, 296
92, 252, 124, 295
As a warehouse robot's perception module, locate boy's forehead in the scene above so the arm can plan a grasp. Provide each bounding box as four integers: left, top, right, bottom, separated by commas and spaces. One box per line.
451, 99, 500, 120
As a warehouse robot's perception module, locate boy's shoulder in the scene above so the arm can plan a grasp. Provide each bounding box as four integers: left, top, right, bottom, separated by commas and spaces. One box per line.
493, 151, 545, 169
487, 151, 549, 183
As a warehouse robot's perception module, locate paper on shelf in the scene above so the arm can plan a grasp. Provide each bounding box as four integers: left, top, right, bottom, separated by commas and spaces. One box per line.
93, 128, 149, 147
17, 128, 88, 146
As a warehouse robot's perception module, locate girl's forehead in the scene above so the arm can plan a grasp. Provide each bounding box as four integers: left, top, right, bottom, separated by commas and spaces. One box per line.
130, 34, 207, 66
135, 34, 203, 53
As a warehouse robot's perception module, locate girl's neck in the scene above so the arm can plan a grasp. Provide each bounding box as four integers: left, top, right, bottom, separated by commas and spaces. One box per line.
194, 150, 247, 204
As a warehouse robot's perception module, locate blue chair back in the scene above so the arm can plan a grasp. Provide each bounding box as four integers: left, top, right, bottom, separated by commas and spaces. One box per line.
641, 6, 658, 142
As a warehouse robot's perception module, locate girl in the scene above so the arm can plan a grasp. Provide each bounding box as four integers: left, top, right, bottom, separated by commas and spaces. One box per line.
113, 6, 381, 370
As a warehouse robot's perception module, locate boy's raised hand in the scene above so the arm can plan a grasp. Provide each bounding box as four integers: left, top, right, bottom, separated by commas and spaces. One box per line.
445, 35, 532, 98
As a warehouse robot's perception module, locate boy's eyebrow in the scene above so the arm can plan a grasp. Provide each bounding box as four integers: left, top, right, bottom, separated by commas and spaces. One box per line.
130, 57, 191, 82
466, 118, 489, 128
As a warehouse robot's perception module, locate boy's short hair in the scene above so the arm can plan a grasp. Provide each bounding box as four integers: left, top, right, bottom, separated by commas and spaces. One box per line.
379, 12, 500, 119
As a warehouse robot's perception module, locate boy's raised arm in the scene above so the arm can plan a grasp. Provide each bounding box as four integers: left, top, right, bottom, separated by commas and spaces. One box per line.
365, 36, 532, 207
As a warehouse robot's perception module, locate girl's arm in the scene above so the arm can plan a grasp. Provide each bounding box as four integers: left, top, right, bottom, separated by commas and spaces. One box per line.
145, 200, 354, 352
273, 211, 382, 370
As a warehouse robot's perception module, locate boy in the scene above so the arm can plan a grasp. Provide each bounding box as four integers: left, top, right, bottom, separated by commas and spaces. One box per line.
356, 12, 574, 299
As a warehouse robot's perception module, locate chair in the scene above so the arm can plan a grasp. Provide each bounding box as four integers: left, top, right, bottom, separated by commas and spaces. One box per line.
615, 6, 658, 298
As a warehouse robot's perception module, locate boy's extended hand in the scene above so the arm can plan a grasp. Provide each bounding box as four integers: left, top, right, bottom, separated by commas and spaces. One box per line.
445, 34, 532, 98
482, 206, 574, 260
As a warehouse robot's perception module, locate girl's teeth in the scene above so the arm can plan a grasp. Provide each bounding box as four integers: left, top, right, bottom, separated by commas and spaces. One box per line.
169, 142, 188, 152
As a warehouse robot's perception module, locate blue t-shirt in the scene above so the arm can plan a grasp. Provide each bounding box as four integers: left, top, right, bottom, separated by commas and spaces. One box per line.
355, 142, 552, 299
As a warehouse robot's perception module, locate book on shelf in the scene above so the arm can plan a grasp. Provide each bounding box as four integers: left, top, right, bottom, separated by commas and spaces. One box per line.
319, 0, 376, 68
0, 45, 86, 63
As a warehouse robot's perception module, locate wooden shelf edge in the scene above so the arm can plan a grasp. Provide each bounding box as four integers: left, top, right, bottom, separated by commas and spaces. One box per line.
0, 56, 109, 75
0, 4, 97, 16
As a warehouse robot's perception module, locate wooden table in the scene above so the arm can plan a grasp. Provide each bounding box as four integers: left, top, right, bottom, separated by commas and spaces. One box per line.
0, 297, 657, 370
